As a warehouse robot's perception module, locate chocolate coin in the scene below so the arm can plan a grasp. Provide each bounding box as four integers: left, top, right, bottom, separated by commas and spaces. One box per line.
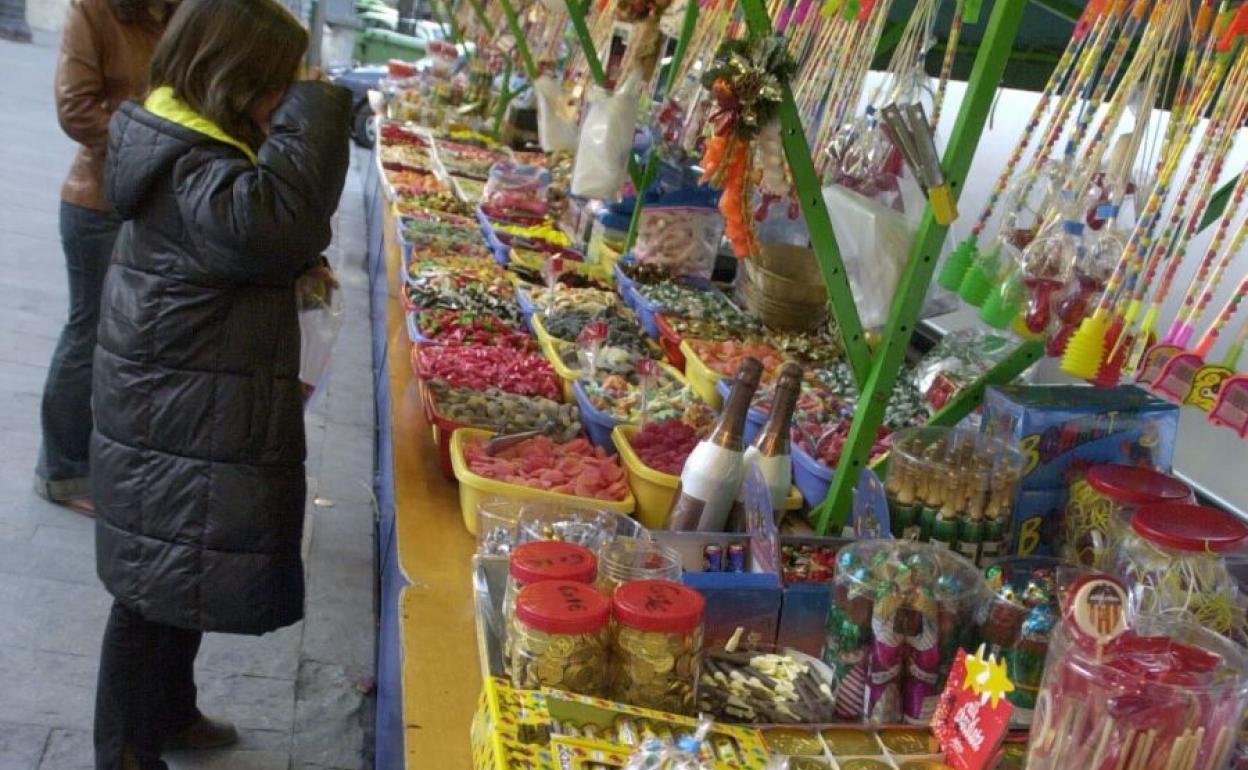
820, 730, 883, 756
762, 728, 824, 756
838, 760, 893, 770
877, 729, 936, 755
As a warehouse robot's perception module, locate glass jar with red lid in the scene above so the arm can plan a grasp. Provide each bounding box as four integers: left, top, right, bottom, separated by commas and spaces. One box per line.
1063, 464, 1193, 568
510, 580, 611, 695
609, 579, 705, 713
1113, 503, 1248, 638
503, 540, 597, 671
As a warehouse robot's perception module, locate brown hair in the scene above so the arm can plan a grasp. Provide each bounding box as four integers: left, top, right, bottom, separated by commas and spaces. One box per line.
110, 0, 162, 23
149, 0, 308, 150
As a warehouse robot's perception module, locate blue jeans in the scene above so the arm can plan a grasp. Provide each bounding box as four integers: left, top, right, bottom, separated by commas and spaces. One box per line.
36, 202, 121, 498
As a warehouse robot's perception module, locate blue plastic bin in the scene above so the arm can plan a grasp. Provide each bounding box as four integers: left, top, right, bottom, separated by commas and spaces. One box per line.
474, 206, 511, 265
572, 379, 621, 454
614, 257, 639, 310
631, 276, 719, 340
405, 310, 432, 345
514, 286, 538, 335
714, 378, 768, 446
791, 443, 832, 508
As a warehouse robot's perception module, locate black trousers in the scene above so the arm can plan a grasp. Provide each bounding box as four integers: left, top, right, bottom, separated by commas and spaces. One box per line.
95, 600, 203, 770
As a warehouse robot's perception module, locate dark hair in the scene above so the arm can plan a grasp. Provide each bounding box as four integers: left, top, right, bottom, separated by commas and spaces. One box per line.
109, 0, 155, 22
149, 0, 308, 150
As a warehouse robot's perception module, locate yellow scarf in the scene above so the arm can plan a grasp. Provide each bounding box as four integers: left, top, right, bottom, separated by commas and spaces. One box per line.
143, 86, 258, 165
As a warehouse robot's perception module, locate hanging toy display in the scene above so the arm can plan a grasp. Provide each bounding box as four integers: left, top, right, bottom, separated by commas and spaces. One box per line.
698, 36, 797, 259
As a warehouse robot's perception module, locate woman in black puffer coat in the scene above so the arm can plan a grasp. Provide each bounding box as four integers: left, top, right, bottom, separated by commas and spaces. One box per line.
91, 0, 350, 767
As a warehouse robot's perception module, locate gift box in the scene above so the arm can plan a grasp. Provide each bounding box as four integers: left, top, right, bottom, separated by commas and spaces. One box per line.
982, 384, 1180, 556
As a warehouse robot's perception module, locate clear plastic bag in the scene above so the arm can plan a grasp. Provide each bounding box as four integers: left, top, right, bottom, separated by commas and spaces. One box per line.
571, 72, 642, 201
634, 205, 724, 279
483, 161, 550, 218
534, 75, 578, 154
298, 282, 344, 408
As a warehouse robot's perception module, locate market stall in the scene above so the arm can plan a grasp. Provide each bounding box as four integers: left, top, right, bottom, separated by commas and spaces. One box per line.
359, 0, 1248, 766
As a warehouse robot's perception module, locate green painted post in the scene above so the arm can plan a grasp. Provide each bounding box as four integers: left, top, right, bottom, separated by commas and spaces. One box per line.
465, 0, 494, 36
923, 340, 1043, 427
739, 0, 874, 387
492, 59, 515, 136
623, 0, 702, 254
811, 0, 1029, 534
499, 0, 539, 80
565, 0, 609, 86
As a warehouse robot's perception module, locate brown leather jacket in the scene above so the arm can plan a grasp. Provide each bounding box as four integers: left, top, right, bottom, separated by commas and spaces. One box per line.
55, 0, 164, 211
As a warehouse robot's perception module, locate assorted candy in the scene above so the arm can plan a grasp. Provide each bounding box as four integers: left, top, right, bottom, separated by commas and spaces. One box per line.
699, 645, 838, 724
415, 309, 533, 349
633, 281, 745, 325
463, 435, 630, 501
628, 419, 702, 475
977, 558, 1059, 717
530, 284, 620, 315
543, 308, 654, 359
686, 339, 788, 381
825, 541, 983, 724
581, 374, 712, 425
427, 380, 580, 440
415, 345, 561, 400
483, 162, 550, 218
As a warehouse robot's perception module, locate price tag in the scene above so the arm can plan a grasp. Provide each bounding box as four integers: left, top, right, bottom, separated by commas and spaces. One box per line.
931, 647, 1015, 770
851, 467, 892, 539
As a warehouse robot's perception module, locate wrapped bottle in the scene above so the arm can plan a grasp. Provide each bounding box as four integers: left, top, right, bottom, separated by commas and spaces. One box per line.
665, 357, 763, 531
738, 362, 803, 512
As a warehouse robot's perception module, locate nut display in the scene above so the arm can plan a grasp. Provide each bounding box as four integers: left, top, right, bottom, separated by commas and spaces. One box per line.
610, 580, 705, 714
510, 580, 611, 696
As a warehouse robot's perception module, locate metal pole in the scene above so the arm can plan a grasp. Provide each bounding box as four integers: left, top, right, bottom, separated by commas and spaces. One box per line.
0, 0, 31, 43
306, 0, 327, 67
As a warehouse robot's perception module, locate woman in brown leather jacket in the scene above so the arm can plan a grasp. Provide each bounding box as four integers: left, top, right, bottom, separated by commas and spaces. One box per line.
37, 0, 170, 511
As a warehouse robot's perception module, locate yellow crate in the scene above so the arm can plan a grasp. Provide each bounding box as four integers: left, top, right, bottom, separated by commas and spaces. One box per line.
474, 677, 772, 770
449, 428, 636, 536
533, 313, 678, 405
612, 424, 803, 530
680, 338, 726, 410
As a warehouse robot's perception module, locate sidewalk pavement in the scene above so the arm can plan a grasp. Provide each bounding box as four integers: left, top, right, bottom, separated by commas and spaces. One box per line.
0, 37, 377, 770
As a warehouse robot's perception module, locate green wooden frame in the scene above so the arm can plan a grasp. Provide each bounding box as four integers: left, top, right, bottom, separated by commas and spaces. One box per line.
739, 0, 1031, 534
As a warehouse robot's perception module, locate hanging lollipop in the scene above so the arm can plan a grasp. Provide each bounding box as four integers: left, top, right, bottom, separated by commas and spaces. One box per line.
635, 357, 661, 429
576, 318, 610, 380
698, 36, 797, 259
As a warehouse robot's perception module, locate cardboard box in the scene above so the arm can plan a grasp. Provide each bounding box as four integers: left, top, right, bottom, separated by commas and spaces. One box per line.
982, 385, 1179, 491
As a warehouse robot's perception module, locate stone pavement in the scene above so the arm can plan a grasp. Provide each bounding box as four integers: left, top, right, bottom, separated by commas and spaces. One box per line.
0, 37, 377, 770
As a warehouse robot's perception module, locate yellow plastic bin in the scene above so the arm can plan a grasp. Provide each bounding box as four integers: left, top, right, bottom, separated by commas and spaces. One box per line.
449, 428, 636, 535
679, 339, 726, 410
532, 314, 579, 402
612, 424, 802, 530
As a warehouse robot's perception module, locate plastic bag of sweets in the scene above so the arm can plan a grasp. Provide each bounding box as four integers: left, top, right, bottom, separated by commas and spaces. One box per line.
483, 161, 551, 219
634, 205, 725, 280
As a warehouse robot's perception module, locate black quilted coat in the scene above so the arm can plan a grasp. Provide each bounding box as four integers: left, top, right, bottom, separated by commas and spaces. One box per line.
93, 82, 351, 634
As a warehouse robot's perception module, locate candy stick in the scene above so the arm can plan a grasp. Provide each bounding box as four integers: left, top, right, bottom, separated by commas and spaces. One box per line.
1193, 277, 1248, 361
1061, 46, 1240, 378
1208, 726, 1232, 769
1114, 730, 1137, 770
1164, 171, 1248, 345
1088, 717, 1115, 770
929, 0, 963, 130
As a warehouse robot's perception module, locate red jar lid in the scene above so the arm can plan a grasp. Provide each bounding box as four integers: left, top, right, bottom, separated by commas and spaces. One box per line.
1086, 465, 1192, 506
1132, 503, 1248, 553
515, 581, 610, 634
612, 580, 705, 635
509, 541, 597, 585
